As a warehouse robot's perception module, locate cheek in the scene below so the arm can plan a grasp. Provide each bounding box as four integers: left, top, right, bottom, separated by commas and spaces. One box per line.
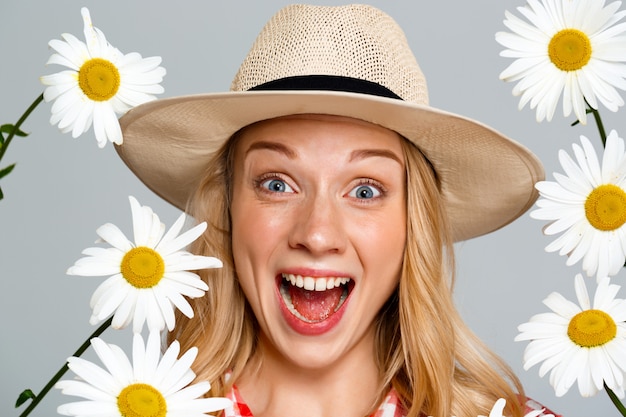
231, 197, 265, 306
230, 195, 288, 279
232, 205, 265, 251
231, 197, 262, 271
354, 208, 406, 284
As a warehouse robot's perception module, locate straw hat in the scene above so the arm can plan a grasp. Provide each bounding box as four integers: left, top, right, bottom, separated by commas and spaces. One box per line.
117, 3, 544, 242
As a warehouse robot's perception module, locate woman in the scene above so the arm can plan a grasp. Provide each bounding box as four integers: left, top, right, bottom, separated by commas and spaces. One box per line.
117, 4, 547, 417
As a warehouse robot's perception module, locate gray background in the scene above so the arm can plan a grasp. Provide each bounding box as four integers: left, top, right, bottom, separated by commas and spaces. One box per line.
1, 1, 623, 416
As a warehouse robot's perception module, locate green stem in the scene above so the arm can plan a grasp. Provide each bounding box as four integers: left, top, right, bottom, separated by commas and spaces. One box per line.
0, 93, 44, 163
588, 106, 608, 148
605, 382, 626, 417
17, 316, 112, 417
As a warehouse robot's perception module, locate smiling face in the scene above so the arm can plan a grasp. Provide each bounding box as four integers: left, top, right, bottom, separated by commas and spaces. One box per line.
230, 114, 407, 371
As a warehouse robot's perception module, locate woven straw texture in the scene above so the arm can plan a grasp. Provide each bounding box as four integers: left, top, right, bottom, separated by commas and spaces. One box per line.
231, 4, 428, 105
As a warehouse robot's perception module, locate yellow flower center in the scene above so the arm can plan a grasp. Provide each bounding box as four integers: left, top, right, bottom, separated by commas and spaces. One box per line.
568, 309, 617, 347
584, 184, 626, 231
548, 28, 592, 72
117, 383, 167, 417
78, 58, 120, 101
120, 247, 165, 288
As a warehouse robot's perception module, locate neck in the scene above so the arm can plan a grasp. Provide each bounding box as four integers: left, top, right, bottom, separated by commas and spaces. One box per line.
236, 329, 382, 417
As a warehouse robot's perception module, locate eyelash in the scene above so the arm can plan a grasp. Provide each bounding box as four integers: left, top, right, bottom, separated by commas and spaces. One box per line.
254, 173, 293, 194
348, 179, 386, 201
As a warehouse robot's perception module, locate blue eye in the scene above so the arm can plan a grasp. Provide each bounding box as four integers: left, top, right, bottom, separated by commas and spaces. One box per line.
261, 178, 294, 193
349, 184, 381, 199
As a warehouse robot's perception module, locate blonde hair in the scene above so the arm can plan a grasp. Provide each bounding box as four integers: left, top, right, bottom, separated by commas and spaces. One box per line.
169, 128, 525, 417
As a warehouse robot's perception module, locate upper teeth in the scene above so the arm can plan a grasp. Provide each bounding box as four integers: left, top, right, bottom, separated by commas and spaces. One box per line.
282, 273, 350, 291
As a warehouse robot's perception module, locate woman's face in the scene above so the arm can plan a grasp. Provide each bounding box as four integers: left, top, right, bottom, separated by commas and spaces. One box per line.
230, 114, 406, 370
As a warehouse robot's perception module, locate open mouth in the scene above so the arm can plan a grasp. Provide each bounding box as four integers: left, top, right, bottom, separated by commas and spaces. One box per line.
279, 273, 352, 323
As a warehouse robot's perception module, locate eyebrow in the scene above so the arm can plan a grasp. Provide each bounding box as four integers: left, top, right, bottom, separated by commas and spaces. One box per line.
349, 149, 403, 166
245, 141, 298, 159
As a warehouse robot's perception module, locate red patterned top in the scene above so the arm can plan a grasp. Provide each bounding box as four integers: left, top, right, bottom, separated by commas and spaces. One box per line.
221, 383, 561, 417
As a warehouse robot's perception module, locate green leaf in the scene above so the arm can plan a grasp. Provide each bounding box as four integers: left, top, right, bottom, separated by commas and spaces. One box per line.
0, 185, 4, 200
0, 123, 28, 137
0, 163, 15, 180
15, 389, 36, 407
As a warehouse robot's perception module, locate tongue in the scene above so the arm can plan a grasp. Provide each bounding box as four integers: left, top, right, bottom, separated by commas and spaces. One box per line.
289, 285, 343, 322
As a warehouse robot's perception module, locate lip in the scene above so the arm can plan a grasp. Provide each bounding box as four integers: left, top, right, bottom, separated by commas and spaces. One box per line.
275, 269, 354, 335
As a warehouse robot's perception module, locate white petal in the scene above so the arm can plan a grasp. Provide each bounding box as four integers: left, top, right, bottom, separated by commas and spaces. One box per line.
157, 222, 207, 256
152, 285, 177, 331
168, 397, 233, 414
91, 338, 133, 384
153, 340, 182, 387
96, 223, 133, 252
55, 379, 115, 402
144, 291, 166, 333
57, 400, 119, 417
160, 348, 198, 395
111, 289, 139, 330
64, 356, 119, 394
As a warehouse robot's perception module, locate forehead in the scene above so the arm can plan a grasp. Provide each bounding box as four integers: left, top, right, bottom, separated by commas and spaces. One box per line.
233, 114, 406, 157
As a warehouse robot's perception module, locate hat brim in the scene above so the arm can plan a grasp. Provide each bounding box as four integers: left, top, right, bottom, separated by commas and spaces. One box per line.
117, 90, 544, 242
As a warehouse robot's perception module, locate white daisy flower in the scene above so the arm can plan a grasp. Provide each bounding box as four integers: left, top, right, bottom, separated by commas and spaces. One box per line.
67, 196, 222, 333
495, 0, 626, 124
56, 332, 232, 417
40, 7, 166, 147
530, 130, 626, 280
516, 274, 626, 398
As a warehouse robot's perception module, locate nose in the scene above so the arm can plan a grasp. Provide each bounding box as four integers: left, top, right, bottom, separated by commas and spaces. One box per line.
288, 191, 347, 256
